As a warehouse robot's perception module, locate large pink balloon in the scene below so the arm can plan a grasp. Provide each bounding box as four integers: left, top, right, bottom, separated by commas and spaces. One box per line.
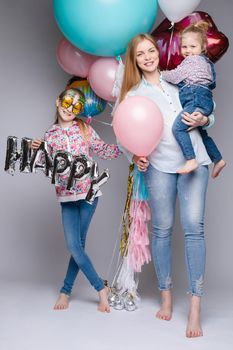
113, 96, 163, 156
56, 38, 98, 77
88, 58, 119, 102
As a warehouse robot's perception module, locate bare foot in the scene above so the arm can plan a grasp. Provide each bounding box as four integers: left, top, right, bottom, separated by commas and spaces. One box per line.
53, 293, 69, 310
98, 286, 110, 313
177, 159, 198, 174
156, 290, 172, 321
211, 159, 226, 178
186, 295, 203, 338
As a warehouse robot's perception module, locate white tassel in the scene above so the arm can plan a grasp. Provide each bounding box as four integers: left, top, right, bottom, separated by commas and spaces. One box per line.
115, 257, 138, 293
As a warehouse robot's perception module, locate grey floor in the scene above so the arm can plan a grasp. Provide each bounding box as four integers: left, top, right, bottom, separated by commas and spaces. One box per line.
1, 279, 232, 350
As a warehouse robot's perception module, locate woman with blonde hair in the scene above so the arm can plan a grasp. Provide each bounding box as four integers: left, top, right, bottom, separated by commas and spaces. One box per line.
118, 32, 214, 337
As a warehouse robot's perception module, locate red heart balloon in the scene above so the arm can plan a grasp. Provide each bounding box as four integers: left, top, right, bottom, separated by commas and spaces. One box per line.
152, 11, 229, 70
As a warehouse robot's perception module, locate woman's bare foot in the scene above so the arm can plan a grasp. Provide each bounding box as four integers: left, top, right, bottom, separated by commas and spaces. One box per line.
177, 159, 198, 175
186, 295, 203, 338
212, 159, 226, 178
54, 293, 69, 310
156, 290, 172, 321
98, 286, 110, 313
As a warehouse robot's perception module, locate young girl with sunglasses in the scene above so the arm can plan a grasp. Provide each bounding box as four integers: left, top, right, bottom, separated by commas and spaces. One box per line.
32, 87, 120, 312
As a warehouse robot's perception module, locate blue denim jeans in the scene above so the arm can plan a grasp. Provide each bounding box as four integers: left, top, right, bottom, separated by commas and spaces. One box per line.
144, 165, 209, 296
60, 198, 104, 295
172, 84, 222, 163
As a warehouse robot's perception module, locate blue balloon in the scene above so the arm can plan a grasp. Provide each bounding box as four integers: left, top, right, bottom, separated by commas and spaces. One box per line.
53, 0, 158, 56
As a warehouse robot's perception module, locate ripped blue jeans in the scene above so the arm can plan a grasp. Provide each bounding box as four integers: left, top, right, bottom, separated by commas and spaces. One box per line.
144, 165, 209, 296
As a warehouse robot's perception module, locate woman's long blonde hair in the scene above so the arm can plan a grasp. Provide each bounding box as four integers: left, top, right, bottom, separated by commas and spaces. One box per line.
56, 88, 90, 141
119, 33, 159, 102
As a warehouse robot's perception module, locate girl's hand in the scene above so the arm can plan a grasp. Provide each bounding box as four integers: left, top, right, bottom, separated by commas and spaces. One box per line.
132, 155, 149, 172
181, 111, 208, 131
31, 138, 43, 150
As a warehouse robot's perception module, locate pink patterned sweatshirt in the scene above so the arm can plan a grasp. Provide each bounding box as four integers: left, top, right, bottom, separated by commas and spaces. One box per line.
162, 55, 213, 86
44, 122, 121, 202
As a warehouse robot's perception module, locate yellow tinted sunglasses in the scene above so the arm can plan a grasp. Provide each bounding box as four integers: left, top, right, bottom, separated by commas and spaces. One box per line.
61, 95, 84, 115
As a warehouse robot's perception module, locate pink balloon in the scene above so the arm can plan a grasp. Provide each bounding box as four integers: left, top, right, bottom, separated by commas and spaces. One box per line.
56, 38, 98, 77
113, 96, 163, 156
88, 58, 119, 102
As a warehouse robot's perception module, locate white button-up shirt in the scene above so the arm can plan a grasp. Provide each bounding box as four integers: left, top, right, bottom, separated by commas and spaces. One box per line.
120, 75, 212, 173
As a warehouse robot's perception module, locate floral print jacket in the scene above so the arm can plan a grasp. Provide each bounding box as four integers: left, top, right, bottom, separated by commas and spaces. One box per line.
44, 122, 120, 202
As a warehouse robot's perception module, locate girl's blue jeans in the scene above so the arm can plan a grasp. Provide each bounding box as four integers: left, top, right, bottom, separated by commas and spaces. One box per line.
144, 165, 209, 296
60, 198, 104, 295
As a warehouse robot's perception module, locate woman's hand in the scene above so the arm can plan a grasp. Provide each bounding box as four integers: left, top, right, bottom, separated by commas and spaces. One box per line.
132, 155, 149, 172
31, 138, 43, 150
181, 111, 208, 131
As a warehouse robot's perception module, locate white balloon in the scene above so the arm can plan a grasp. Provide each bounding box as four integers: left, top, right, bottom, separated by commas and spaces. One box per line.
158, 0, 201, 23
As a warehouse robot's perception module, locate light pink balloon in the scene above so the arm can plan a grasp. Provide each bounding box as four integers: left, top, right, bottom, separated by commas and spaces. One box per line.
88, 58, 119, 102
113, 96, 163, 156
56, 38, 98, 77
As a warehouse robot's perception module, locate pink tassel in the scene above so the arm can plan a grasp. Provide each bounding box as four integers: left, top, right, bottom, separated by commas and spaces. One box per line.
127, 200, 151, 272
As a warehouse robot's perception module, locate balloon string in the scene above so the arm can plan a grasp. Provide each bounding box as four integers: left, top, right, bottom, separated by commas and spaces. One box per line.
106, 164, 133, 284
167, 22, 175, 69
107, 102, 113, 109
105, 211, 130, 285
90, 118, 113, 127
115, 55, 123, 63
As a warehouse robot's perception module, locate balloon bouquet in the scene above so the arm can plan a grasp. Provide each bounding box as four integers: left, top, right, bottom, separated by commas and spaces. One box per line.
52, 0, 229, 311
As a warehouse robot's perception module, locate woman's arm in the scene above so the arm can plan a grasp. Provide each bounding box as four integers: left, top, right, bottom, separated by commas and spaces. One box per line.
117, 141, 149, 171
181, 111, 215, 131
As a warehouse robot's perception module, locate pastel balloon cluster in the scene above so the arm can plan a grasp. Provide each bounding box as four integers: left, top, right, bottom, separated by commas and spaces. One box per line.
54, 0, 158, 104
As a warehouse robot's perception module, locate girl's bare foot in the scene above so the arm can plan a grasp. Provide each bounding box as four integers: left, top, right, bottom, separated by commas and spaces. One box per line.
212, 159, 226, 178
54, 293, 69, 310
186, 295, 203, 338
98, 286, 110, 313
177, 159, 198, 175
156, 290, 172, 321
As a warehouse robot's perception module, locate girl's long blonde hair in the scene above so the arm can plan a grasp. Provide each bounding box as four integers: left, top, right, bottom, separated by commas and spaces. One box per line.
56, 88, 90, 141
119, 33, 159, 102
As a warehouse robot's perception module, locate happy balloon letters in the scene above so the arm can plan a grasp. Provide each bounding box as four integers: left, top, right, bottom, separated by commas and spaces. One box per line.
4, 136, 109, 203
